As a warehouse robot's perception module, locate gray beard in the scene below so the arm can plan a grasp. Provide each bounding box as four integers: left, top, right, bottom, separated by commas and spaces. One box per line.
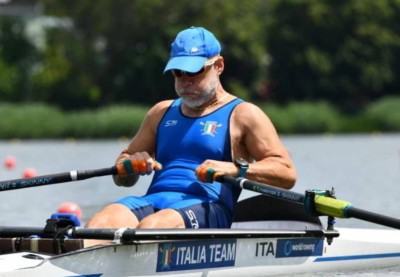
176, 79, 218, 108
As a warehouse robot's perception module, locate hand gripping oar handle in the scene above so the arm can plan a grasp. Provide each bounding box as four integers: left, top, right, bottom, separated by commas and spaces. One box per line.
214, 174, 400, 230
0, 159, 157, 192
0, 161, 162, 192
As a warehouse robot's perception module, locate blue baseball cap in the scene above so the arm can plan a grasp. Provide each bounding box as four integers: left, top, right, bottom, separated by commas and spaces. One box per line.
163, 26, 221, 74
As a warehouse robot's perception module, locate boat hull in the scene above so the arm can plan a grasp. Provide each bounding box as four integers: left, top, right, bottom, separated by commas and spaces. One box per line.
1, 227, 400, 276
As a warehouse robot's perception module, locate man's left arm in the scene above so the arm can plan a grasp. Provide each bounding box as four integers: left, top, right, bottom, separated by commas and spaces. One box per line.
236, 102, 296, 189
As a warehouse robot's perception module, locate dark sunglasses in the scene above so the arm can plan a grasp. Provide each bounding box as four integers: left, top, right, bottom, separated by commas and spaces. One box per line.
171, 56, 219, 79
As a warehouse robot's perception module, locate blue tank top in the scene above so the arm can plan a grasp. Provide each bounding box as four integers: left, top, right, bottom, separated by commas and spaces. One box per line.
147, 97, 243, 212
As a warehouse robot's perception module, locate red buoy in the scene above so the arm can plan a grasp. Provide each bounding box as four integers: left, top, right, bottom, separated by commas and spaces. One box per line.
4, 156, 16, 169
57, 202, 82, 221
23, 168, 37, 178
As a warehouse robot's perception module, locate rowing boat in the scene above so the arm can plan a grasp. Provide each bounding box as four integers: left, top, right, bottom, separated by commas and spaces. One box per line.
0, 167, 400, 276
0, 195, 399, 276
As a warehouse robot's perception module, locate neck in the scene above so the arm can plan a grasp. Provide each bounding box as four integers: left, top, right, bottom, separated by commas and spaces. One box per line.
189, 93, 229, 112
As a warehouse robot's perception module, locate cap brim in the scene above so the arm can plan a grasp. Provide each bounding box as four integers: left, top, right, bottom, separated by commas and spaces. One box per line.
163, 56, 207, 74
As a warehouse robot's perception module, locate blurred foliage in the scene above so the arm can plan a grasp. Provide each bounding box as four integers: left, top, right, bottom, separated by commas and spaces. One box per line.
0, 103, 64, 138
34, 0, 269, 109
365, 96, 400, 131
0, 18, 38, 101
1, 97, 399, 139
266, 0, 400, 111
259, 101, 342, 133
0, 102, 149, 139
0, 0, 399, 117
64, 105, 149, 138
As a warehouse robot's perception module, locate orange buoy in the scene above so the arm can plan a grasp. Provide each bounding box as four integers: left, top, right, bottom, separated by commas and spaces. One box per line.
4, 155, 16, 169
23, 168, 37, 178
57, 202, 82, 221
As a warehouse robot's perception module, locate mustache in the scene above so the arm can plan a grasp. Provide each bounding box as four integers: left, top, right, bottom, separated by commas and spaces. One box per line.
176, 87, 199, 95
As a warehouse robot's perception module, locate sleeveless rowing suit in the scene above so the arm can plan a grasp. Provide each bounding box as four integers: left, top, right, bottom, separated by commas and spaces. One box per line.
116, 97, 244, 228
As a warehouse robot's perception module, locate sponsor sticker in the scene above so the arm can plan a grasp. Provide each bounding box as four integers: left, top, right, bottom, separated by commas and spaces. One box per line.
276, 238, 323, 258
157, 239, 236, 272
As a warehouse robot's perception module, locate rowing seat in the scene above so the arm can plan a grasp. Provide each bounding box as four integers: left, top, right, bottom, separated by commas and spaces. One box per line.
232, 195, 323, 230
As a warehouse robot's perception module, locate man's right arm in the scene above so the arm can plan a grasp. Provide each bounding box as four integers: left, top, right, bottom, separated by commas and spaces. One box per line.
113, 100, 173, 187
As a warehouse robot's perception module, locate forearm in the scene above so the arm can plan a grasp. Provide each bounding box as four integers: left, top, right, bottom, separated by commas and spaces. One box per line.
197, 157, 296, 190
245, 158, 296, 189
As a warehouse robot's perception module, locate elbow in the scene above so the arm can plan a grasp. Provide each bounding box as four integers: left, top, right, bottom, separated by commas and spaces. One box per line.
285, 176, 296, 190
283, 168, 297, 190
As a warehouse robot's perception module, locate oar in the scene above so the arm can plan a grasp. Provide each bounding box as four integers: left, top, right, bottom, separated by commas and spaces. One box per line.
1, 163, 399, 230
213, 174, 400, 230
0, 162, 160, 192
0, 166, 118, 191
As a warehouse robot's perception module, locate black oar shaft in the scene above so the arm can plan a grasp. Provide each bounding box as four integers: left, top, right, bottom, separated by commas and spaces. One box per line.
347, 207, 400, 229
216, 175, 305, 203
0, 167, 117, 191
0, 227, 44, 237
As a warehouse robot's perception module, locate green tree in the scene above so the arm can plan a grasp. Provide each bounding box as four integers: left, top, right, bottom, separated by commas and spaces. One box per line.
5, 0, 400, 111
36, 0, 268, 109
0, 18, 38, 101
265, 0, 400, 111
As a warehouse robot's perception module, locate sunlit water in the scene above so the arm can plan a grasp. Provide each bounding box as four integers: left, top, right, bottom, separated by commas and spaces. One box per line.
0, 134, 400, 275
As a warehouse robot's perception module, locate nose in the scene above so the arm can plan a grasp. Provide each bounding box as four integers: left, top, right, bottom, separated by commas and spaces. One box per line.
177, 76, 194, 86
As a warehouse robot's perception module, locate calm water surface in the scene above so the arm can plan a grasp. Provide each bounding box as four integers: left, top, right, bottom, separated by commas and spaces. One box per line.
0, 134, 399, 275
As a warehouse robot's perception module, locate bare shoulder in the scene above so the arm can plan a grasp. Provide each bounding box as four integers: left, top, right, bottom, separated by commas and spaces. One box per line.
229, 100, 284, 162
148, 100, 174, 116
138, 100, 174, 134
125, 100, 174, 155
143, 100, 173, 122
232, 101, 273, 129
233, 101, 263, 114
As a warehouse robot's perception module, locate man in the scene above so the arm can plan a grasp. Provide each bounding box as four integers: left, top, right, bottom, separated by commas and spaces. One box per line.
86, 26, 296, 240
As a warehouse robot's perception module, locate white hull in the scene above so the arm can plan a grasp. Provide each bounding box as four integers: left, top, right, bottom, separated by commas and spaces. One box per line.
1, 227, 399, 276
2, 194, 400, 276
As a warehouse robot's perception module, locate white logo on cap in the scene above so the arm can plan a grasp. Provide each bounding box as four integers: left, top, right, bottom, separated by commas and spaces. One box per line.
190, 47, 200, 53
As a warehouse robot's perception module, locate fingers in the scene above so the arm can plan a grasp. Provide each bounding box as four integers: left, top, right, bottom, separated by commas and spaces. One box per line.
153, 161, 163, 171
124, 159, 146, 174
116, 154, 162, 175
196, 166, 219, 183
196, 160, 234, 183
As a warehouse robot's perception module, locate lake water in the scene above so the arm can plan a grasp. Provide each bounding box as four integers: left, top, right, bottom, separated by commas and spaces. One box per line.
0, 134, 400, 275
